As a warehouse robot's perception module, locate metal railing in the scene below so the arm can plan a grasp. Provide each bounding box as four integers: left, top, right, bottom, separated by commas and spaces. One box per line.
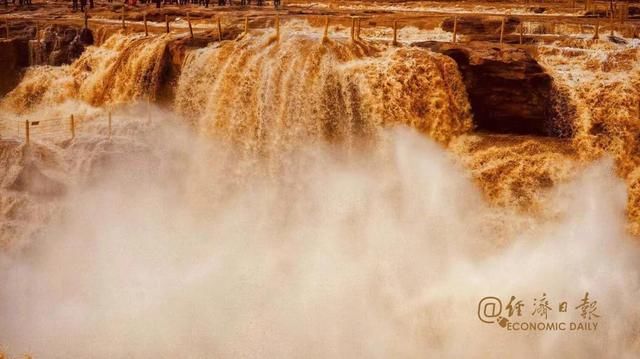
0, 112, 116, 144
2, 1, 638, 43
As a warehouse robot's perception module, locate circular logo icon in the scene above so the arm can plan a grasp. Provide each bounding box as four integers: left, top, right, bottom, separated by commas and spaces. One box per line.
478, 296, 502, 323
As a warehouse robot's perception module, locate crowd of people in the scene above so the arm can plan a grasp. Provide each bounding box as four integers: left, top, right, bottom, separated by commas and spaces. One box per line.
3, 0, 34, 7
69, 0, 281, 11
1, 0, 281, 10
71, 0, 94, 12
142, 0, 282, 8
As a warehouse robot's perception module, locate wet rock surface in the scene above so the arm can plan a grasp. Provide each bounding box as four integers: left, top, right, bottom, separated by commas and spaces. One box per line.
0, 38, 29, 96
0, 22, 93, 65
414, 41, 569, 137
0, 23, 93, 96
441, 16, 520, 36
39, 25, 94, 66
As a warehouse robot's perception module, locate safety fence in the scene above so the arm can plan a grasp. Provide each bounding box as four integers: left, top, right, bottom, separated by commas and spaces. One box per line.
0, 110, 145, 144
86, 11, 640, 45
2, 1, 639, 44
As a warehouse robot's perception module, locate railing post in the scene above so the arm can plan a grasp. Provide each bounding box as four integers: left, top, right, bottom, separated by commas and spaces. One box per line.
499, 16, 505, 45
452, 16, 457, 43
244, 16, 249, 34
217, 16, 222, 41
323, 16, 329, 41
4, 20, 9, 38
610, 7, 615, 36
393, 20, 398, 45
187, 12, 193, 39
356, 18, 361, 40
519, 21, 524, 44
165, 15, 170, 34
593, 20, 600, 40
70, 115, 75, 139
275, 14, 280, 41
121, 3, 126, 30
351, 17, 355, 42
144, 12, 148, 37
25, 120, 30, 145
84, 7, 89, 29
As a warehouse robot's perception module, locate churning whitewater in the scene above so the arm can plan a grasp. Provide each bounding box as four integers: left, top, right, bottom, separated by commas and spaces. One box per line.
1, 21, 640, 358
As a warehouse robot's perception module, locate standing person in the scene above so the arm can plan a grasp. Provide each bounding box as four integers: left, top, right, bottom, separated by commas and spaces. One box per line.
72, 0, 78, 11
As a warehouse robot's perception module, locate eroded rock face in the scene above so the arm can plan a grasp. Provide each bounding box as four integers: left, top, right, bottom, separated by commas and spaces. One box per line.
0, 23, 93, 96
0, 39, 29, 96
39, 25, 94, 66
414, 41, 571, 137
0, 22, 33, 95
441, 16, 520, 36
